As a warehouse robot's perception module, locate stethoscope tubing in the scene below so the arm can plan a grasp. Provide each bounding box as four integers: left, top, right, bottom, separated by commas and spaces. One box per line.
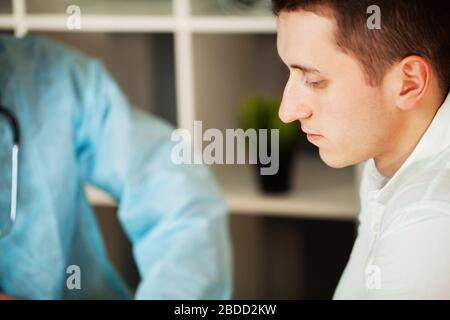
0, 106, 20, 238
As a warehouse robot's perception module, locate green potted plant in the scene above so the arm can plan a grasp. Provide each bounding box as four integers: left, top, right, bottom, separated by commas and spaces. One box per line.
238, 95, 306, 193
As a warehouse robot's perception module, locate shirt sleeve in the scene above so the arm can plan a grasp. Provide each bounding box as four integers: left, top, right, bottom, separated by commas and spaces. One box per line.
368, 202, 450, 299
72, 56, 232, 299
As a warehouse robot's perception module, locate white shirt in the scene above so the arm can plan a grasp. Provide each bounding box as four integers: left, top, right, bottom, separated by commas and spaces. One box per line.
334, 93, 450, 300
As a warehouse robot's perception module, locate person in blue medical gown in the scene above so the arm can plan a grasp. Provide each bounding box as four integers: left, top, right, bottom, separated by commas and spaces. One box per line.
0, 34, 232, 300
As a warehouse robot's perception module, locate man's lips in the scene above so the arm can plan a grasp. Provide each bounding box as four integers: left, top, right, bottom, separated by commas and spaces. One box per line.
302, 126, 323, 142
306, 133, 322, 142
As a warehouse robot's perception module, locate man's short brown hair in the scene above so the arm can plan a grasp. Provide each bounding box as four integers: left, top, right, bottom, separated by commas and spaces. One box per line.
273, 0, 450, 96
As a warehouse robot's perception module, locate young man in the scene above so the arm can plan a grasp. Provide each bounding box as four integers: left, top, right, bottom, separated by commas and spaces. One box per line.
273, 0, 450, 299
0, 35, 232, 299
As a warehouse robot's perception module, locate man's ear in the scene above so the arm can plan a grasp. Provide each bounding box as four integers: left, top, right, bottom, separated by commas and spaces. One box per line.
394, 55, 430, 111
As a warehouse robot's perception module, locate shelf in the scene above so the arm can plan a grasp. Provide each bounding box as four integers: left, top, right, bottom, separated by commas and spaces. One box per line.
191, 0, 272, 17
24, 15, 176, 33
0, 16, 276, 34
213, 153, 359, 220
189, 16, 275, 33
0, 15, 14, 29
86, 153, 360, 220
26, 0, 172, 15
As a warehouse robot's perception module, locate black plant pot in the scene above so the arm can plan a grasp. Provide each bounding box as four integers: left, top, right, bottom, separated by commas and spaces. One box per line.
255, 150, 295, 194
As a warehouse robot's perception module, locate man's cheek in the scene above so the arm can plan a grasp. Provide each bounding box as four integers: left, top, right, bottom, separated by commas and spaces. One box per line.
327, 127, 355, 152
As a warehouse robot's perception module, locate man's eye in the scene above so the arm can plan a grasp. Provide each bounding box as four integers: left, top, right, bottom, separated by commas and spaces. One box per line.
305, 80, 325, 89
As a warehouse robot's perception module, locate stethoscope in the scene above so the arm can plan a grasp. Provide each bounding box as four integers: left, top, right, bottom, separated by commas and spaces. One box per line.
0, 105, 20, 238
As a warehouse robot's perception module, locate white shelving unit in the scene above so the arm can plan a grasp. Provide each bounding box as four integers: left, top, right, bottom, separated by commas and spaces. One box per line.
0, 0, 360, 220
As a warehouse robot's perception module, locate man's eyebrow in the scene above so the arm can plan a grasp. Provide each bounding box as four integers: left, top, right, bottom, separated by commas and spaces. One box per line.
290, 64, 321, 74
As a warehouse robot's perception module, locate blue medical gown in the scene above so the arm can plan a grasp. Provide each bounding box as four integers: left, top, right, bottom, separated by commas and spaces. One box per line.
0, 35, 232, 299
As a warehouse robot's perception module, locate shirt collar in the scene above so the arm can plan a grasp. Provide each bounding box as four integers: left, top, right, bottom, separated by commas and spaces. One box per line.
367, 92, 450, 204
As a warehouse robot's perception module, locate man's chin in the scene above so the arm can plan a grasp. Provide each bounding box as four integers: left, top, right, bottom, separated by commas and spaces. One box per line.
319, 149, 356, 169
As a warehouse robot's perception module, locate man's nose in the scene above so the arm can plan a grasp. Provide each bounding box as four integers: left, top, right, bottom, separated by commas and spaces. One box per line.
279, 83, 313, 123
